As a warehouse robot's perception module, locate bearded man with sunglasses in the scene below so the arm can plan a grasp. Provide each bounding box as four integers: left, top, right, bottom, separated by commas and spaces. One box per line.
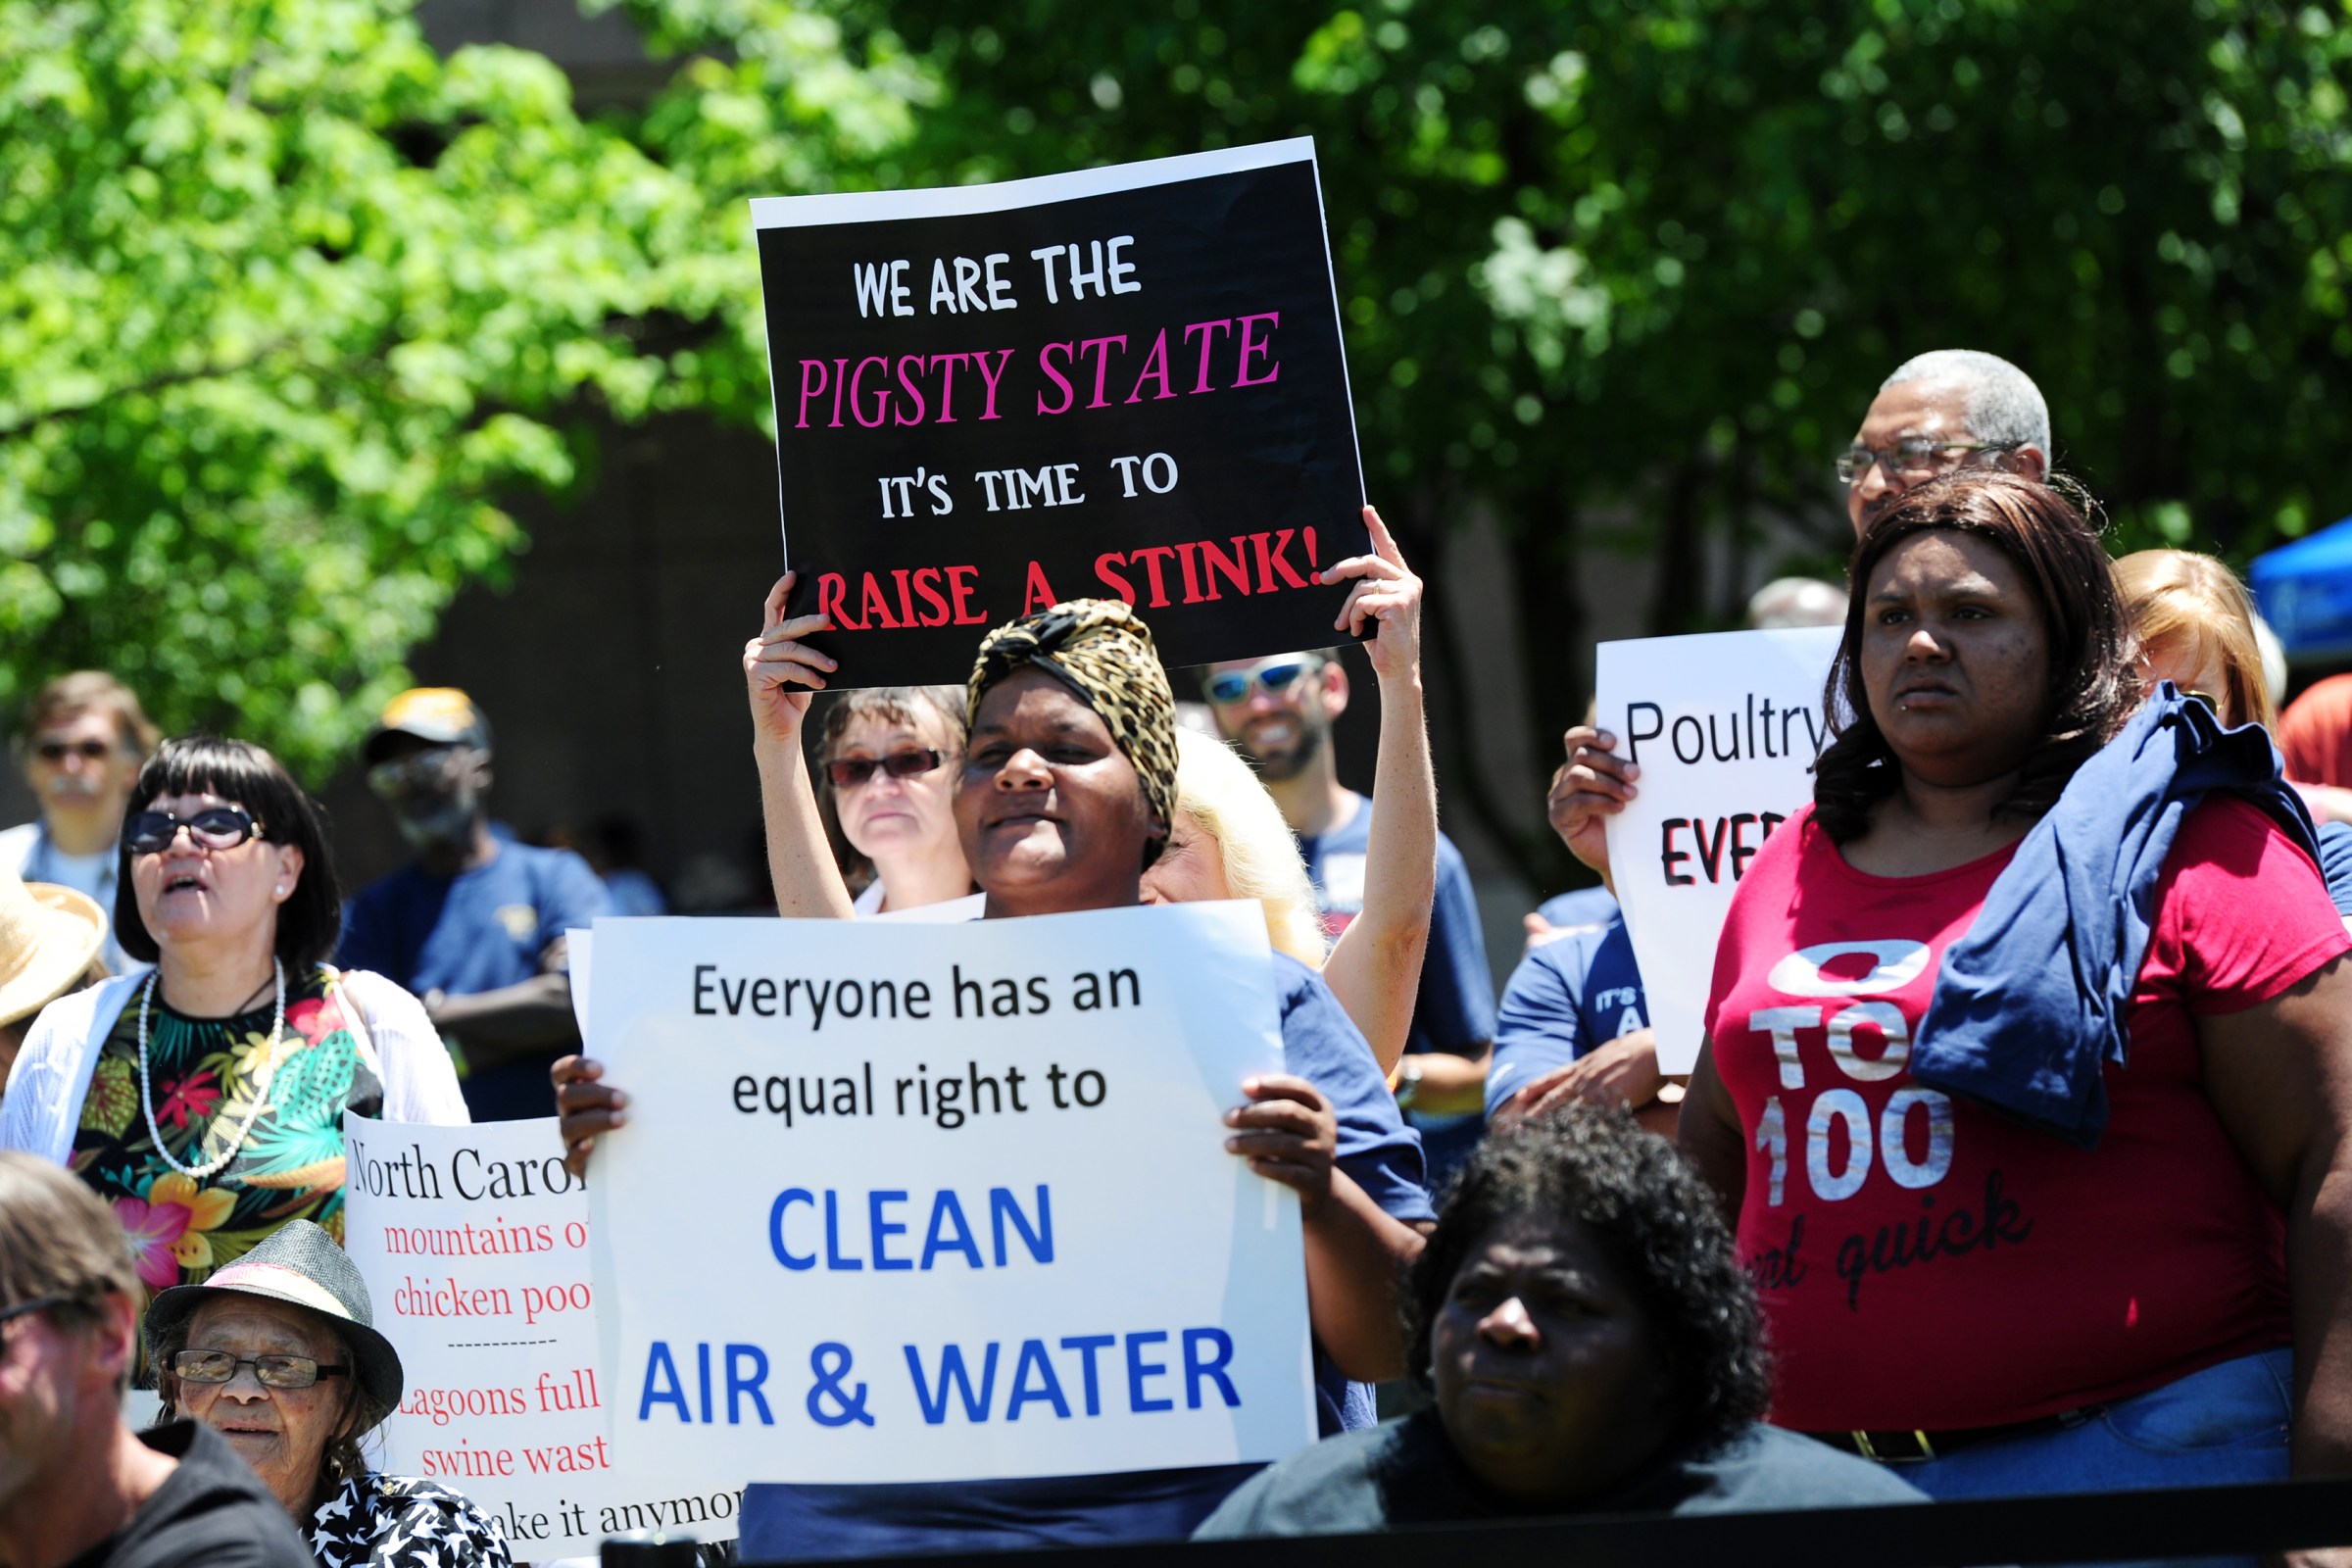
2, 672, 161, 975
336, 689, 609, 1121
1202, 644, 1497, 1185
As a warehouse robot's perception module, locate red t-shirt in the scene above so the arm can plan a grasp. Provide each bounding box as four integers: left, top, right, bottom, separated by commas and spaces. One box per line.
1703, 797, 2347, 1432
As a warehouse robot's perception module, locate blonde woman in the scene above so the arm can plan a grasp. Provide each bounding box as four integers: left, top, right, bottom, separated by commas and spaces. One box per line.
2114, 549, 2276, 729
2115, 548, 2352, 828
1141, 727, 1329, 964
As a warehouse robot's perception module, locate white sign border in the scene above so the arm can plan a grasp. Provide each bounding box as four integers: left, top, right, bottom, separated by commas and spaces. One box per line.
750, 138, 1316, 229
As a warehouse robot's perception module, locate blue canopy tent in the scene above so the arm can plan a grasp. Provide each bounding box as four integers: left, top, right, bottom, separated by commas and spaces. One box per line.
2252, 513, 2352, 662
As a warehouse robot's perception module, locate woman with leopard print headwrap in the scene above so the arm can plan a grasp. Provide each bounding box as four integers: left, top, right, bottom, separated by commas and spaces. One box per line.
557, 586, 1434, 1441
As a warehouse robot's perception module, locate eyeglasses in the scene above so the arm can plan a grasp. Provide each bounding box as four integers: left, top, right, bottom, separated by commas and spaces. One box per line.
35, 739, 116, 763
0, 1293, 71, 1334
1203, 660, 1313, 707
171, 1349, 349, 1390
826, 749, 946, 789
1835, 438, 2015, 485
366, 748, 466, 799
124, 808, 267, 856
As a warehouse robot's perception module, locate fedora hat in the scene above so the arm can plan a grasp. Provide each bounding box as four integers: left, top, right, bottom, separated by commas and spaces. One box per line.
147, 1219, 405, 1410
0, 861, 105, 1031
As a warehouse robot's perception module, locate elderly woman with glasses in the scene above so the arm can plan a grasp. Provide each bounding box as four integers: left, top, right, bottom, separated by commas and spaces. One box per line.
147, 1219, 510, 1566
1, 736, 466, 1300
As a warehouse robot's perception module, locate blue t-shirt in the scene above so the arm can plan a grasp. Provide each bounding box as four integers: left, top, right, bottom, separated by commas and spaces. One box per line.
337, 831, 610, 1121
1484, 913, 1649, 1120
1297, 791, 1495, 1186
1269, 951, 1435, 1435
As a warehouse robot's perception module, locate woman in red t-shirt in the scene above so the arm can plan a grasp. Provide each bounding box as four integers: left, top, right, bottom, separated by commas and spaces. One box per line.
1680, 470, 2352, 1502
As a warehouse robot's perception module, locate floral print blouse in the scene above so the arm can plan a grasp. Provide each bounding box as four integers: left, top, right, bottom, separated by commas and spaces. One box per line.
70, 966, 383, 1298
312, 1471, 514, 1568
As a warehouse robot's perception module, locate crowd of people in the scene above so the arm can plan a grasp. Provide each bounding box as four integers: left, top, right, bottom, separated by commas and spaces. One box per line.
4, 344, 2352, 1566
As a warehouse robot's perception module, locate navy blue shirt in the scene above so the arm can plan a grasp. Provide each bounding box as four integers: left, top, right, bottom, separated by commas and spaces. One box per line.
1485, 913, 1649, 1120
1270, 950, 1435, 1435
337, 829, 610, 1121
1298, 791, 1494, 1185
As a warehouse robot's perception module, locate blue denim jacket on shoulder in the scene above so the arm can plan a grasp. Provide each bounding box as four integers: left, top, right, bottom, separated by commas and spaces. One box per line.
1910, 686, 2319, 1150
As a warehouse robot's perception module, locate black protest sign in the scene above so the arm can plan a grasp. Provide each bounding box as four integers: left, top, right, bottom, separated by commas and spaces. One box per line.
753, 139, 1367, 686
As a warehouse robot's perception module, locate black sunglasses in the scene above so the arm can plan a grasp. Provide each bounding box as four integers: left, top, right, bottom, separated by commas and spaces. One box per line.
36, 739, 116, 762
124, 808, 267, 856
826, 749, 947, 789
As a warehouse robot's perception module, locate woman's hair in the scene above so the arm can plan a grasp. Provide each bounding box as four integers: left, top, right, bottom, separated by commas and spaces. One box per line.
1172, 729, 1327, 965
1402, 1106, 1769, 1454
115, 736, 342, 973
153, 1303, 393, 1484
2114, 549, 2275, 730
1813, 469, 2136, 843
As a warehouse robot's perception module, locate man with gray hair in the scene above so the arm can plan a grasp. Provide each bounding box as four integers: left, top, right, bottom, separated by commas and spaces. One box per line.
1544, 348, 2056, 888
1839, 348, 2051, 536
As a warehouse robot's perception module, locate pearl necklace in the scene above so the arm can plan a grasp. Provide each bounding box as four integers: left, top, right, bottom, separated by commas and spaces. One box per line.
138, 957, 289, 1181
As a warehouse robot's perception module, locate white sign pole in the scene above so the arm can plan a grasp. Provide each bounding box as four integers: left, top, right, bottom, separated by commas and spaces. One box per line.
341, 1113, 743, 1556
1597, 626, 1841, 1074
586, 902, 1316, 1485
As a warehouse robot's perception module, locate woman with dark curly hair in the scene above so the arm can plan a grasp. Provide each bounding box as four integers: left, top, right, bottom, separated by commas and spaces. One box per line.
1683, 469, 2352, 1498
1195, 1107, 1919, 1534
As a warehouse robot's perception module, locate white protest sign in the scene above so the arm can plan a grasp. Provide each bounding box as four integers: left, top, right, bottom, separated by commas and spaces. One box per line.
1598, 626, 1841, 1074
586, 903, 1315, 1485
341, 1114, 744, 1556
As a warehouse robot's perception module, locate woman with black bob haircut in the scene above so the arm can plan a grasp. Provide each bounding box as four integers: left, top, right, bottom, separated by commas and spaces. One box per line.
1197, 1107, 1920, 1535
3, 736, 466, 1301
1684, 468, 2352, 1499
113, 736, 344, 974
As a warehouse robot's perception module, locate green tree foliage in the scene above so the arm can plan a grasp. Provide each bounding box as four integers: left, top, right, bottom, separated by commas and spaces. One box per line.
845, 0, 2352, 869
0, 0, 918, 776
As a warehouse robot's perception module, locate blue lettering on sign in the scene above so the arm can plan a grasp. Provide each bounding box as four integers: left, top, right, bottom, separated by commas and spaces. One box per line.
769, 1189, 815, 1271
727, 1344, 775, 1426
922, 1192, 982, 1269
765, 1186, 1054, 1271
906, 1342, 1000, 1424
1182, 1328, 1240, 1409
641, 1330, 1243, 1426
897, 1329, 1243, 1423
1005, 1339, 1070, 1421
1125, 1331, 1172, 1413
639, 1341, 692, 1422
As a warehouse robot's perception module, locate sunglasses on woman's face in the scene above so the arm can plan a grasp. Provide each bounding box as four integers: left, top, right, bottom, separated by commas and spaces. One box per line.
171, 1348, 349, 1390
124, 807, 267, 856
827, 748, 947, 789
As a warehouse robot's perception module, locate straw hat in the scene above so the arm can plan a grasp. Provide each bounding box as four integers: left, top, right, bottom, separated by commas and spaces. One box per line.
0, 860, 105, 1031
148, 1219, 406, 1410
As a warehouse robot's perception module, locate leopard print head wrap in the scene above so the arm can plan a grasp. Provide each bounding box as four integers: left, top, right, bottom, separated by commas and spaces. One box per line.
967, 599, 1178, 865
